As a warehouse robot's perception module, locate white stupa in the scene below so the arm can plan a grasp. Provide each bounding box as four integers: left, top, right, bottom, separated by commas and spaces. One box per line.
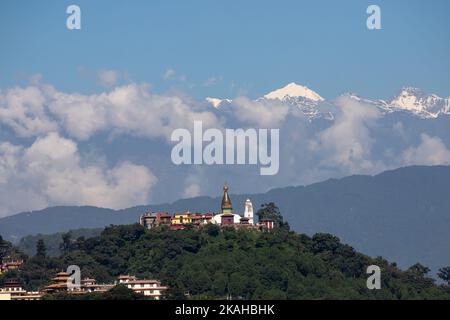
244, 199, 254, 225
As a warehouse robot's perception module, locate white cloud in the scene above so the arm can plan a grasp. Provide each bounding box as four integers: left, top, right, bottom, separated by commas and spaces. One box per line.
309, 96, 382, 172
183, 183, 201, 198
46, 88, 109, 140
97, 70, 120, 87
230, 97, 290, 128
0, 86, 58, 137
101, 84, 219, 140
0, 132, 157, 217
181, 170, 206, 198
402, 134, 450, 166
0, 83, 221, 141
0, 81, 223, 216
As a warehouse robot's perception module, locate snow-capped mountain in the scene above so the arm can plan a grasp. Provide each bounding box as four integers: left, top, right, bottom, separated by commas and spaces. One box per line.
263, 82, 324, 102
261, 83, 330, 119
387, 87, 450, 118
206, 97, 231, 108
206, 83, 450, 120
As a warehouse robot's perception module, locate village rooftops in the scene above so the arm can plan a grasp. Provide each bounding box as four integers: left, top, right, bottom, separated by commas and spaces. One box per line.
118, 275, 136, 280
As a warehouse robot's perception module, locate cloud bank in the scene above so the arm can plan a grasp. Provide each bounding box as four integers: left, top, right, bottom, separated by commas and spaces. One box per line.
1, 80, 450, 217
0, 132, 157, 216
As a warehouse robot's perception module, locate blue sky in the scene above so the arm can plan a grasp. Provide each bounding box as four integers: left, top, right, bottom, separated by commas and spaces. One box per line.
1, 0, 449, 100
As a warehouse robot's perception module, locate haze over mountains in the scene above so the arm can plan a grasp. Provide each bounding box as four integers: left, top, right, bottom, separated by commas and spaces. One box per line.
1, 81, 450, 220
1, 165, 450, 277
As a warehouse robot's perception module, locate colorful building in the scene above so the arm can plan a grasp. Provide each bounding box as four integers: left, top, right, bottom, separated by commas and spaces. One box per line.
171, 212, 192, 225
0, 259, 23, 274
138, 183, 275, 231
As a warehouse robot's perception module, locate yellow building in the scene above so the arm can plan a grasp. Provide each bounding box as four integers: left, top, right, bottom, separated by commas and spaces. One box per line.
171, 212, 192, 225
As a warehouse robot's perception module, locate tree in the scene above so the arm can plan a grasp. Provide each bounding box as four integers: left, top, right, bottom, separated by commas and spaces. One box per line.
0, 235, 12, 262
74, 236, 86, 251
102, 285, 146, 300
408, 263, 430, 276
36, 239, 47, 258
406, 263, 434, 290
438, 267, 450, 285
60, 232, 72, 254
311, 233, 341, 253
256, 202, 290, 230
204, 224, 220, 237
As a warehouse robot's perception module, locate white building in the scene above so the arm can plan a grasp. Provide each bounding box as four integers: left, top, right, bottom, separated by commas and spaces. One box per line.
118, 275, 168, 300
0, 279, 42, 300
244, 199, 254, 225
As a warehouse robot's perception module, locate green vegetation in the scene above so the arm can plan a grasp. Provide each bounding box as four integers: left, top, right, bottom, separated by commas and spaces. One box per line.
438, 267, 450, 285
0, 235, 25, 262
1, 219, 450, 299
256, 202, 290, 231
17, 228, 103, 257
0, 235, 12, 262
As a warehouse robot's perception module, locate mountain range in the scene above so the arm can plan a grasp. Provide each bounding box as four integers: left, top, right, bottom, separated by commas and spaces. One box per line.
1, 165, 449, 277
207, 82, 450, 120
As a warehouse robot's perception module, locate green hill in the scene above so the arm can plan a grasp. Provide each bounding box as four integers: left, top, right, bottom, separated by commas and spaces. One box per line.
2, 222, 450, 300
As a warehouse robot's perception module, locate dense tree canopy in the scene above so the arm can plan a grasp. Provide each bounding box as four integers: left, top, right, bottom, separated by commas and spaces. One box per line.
1, 222, 450, 300
36, 239, 47, 259
0, 235, 12, 262
438, 267, 450, 285
18, 228, 103, 257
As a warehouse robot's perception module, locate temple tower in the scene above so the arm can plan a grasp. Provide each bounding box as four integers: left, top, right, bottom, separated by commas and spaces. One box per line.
244, 199, 254, 225
221, 183, 233, 214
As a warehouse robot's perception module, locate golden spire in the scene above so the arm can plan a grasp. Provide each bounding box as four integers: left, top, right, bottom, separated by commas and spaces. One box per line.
221, 182, 232, 213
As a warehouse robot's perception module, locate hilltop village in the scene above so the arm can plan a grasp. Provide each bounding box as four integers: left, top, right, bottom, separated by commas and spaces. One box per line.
139, 183, 275, 230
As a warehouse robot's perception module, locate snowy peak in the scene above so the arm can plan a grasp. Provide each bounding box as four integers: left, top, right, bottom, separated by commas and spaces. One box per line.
388, 86, 448, 116
263, 82, 324, 102
206, 97, 231, 108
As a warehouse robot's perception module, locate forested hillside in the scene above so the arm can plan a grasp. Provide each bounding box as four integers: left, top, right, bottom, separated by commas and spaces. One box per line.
2, 223, 450, 299
17, 228, 102, 257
